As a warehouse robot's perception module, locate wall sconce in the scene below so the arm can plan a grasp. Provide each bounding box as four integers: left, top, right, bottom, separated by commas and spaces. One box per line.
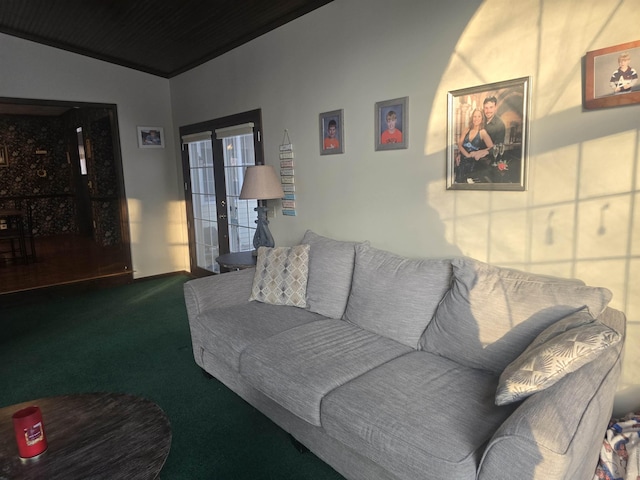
239, 165, 284, 255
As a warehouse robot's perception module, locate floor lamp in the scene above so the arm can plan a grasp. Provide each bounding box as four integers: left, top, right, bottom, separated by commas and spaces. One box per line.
239, 165, 284, 255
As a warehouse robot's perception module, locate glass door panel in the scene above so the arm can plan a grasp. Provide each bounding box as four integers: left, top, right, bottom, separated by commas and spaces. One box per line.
181, 109, 264, 277
187, 140, 220, 273
222, 134, 257, 252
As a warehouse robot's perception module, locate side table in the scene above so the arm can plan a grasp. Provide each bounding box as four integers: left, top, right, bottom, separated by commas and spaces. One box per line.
216, 251, 257, 270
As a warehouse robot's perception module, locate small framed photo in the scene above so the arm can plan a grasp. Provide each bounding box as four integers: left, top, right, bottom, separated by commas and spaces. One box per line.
137, 126, 165, 148
447, 76, 531, 191
319, 110, 344, 155
375, 97, 408, 151
0, 145, 8, 167
584, 40, 640, 110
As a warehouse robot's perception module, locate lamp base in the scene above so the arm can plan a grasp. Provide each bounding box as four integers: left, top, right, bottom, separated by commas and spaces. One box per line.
252, 205, 275, 252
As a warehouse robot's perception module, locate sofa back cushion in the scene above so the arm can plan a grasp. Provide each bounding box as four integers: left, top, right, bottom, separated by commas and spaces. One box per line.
344, 244, 452, 348
419, 257, 612, 374
302, 230, 365, 319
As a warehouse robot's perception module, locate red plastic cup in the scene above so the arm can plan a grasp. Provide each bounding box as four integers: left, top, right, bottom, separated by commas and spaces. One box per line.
12, 406, 48, 458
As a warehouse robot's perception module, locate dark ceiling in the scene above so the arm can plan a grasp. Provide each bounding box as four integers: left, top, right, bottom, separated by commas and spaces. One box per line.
0, 0, 333, 79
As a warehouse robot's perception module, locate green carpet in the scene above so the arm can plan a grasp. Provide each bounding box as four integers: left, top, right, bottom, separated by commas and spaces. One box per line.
0, 275, 345, 479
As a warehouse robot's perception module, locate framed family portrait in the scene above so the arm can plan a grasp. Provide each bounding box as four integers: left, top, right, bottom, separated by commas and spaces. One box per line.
319, 109, 344, 155
584, 39, 640, 110
375, 97, 408, 151
137, 126, 165, 148
0, 145, 8, 167
446, 76, 531, 191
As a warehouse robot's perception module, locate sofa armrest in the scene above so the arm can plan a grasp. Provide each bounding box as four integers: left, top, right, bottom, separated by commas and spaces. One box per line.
478, 307, 625, 480
183, 268, 255, 323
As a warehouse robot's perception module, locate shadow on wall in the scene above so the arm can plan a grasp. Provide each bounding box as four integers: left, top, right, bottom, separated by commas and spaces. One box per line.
424, 0, 639, 416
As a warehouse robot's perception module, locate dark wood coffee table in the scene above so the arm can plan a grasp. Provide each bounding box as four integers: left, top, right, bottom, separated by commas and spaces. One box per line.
0, 392, 171, 479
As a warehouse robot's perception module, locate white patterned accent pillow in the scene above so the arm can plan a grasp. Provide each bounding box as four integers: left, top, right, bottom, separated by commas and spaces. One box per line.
495, 309, 621, 406
249, 245, 310, 308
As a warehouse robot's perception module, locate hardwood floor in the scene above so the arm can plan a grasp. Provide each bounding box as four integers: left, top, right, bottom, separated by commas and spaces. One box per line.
0, 234, 132, 296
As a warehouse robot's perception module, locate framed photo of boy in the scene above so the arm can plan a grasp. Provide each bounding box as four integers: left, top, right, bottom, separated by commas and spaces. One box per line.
0, 145, 8, 167
446, 76, 531, 191
375, 97, 408, 151
319, 110, 344, 155
137, 126, 165, 148
584, 39, 640, 110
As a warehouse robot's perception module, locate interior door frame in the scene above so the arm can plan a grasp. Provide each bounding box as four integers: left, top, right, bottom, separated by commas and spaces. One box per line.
0, 96, 132, 280
180, 109, 264, 277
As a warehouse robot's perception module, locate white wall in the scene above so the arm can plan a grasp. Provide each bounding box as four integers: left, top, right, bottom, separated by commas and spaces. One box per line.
170, 0, 640, 415
0, 33, 187, 278
0, 0, 635, 415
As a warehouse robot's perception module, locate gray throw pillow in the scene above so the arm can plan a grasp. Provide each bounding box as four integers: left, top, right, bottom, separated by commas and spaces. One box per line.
495, 309, 621, 405
302, 230, 366, 319
419, 257, 613, 374
344, 244, 452, 348
249, 245, 309, 308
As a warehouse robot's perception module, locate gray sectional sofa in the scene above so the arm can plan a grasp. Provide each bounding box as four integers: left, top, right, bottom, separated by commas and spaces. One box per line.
184, 230, 625, 480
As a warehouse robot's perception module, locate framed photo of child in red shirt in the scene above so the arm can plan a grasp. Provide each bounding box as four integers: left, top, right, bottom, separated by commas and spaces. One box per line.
585, 39, 640, 110
319, 109, 344, 155
375, 97, 408, 151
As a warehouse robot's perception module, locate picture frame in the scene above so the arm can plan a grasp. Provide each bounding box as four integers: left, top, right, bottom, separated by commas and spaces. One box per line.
137, 126, 165, 148
375, 97, 408, 151
446, 76, 531, 191
0, 145, 8, 167
319, 110, 344, 155
584, 39, 640, 110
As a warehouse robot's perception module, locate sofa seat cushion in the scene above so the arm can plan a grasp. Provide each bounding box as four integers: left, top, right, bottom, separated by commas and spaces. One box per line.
321, 352, 515, 480
192, 302, 325, 371
239, 319, 412, 426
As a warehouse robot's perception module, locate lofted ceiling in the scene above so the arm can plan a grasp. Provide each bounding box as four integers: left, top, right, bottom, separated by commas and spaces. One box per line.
0, 0, 333, 79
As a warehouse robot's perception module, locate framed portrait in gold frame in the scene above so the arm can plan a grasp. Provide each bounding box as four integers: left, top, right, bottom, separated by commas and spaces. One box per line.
584, 39, 640, 110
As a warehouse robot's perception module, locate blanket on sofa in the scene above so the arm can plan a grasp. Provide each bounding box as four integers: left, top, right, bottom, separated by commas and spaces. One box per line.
595, 413, 640, 480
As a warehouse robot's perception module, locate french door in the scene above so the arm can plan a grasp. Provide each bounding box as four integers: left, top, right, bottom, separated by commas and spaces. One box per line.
180, 109, 264, 276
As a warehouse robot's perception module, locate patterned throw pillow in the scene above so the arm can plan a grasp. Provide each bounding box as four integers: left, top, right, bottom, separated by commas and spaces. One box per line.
249, 245, 310, 308
495, 310, 621, 406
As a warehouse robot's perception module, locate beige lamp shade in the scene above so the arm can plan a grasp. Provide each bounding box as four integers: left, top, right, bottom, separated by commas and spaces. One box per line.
239, 165, 284, 200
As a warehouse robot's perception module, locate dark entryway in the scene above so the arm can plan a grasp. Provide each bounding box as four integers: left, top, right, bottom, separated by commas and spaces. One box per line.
0, 98, 132, 295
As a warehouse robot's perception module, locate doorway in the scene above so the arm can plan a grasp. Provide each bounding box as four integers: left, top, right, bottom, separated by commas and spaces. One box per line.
0, 98, 132, 295
180, 109, 264, 276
